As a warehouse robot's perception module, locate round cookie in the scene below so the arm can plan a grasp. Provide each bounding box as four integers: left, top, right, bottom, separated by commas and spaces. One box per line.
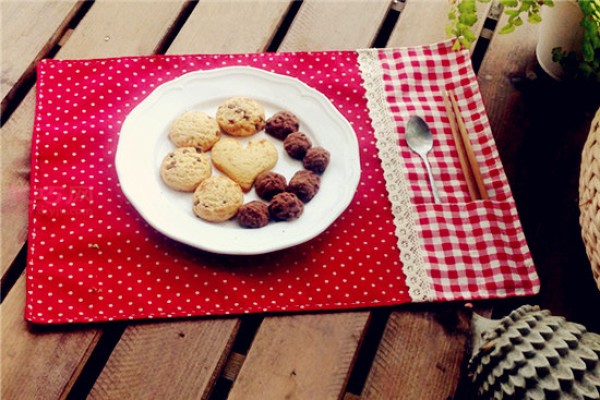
303, 147, 330, 174
216, 97, 266, 137
268, 192, 304, 221
169, 110, 221, 151
283, 132, 312, 159
192, 176, 244, 222
255, 171, 287, 200
237, 201, 270, 229
287, 170, 320, 203
160, 147, 212, 192
265, 111, 300, 140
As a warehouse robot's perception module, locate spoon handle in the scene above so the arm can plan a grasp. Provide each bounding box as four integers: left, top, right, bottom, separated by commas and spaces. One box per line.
422, 156, 441, 203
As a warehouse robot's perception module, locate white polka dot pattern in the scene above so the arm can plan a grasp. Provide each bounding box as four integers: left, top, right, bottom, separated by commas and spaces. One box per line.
27, 51, 409, 324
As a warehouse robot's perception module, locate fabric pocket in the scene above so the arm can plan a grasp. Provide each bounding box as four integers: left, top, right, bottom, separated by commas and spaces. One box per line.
411, 199, 540, 302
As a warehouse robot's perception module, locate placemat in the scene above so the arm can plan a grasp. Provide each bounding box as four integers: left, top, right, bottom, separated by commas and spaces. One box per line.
26, 40, 539, 324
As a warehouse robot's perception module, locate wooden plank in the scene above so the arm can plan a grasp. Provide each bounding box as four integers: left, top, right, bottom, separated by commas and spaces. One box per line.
87, 4, 294, 399
1, 111, 33, 275
1, 275, 102, 400
477, 12, 600, 333
169, 0, 292, 54
476, 16, 539, 184
279, 0, 391, 51
87, 319, 240, 400
1, 2, 195, 399
387, 0, 491, 48
360, 307, 471, 399
228, 313, 370, 399
0, 0, 82, 113
55, 1, 187, 59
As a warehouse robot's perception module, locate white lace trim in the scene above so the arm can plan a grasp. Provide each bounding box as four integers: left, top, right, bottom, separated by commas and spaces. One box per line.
357, 49, 435, 302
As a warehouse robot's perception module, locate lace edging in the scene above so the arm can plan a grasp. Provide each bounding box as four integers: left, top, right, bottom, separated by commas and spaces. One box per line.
357, 49, 435, 302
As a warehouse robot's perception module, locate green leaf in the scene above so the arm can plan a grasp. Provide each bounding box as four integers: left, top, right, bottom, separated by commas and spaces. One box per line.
513, 16, 524, 26
499, 23, 516, 34
457, 0, 476, 13
528, 13, 542, 23
500, 0, 518, 7
452, 39, 464, 51
463, 28, 476, 42
459, 13, 478, 26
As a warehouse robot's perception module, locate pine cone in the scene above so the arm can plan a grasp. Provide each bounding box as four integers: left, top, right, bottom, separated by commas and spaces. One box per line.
469, 305, 600, 399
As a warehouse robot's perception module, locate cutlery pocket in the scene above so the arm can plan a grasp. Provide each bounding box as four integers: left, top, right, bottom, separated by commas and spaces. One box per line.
409, 199, 536, 300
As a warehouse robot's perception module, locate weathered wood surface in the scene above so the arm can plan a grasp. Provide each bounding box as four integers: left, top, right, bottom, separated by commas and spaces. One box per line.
228, 313, 370, 399
0, 1, 82, 116
2, 1, 599, 399
477, 11, 600, 331
361, 308, 472, 400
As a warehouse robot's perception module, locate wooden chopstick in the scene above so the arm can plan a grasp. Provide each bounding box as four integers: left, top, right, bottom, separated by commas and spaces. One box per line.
444, 90, 488, 200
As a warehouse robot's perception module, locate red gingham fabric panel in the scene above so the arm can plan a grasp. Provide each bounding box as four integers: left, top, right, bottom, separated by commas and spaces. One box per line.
377, 42, 539, 300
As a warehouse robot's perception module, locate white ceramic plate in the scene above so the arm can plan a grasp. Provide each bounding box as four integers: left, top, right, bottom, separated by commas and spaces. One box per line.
116, 66, 360, 255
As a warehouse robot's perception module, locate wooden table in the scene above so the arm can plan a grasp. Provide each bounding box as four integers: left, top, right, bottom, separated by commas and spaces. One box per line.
2, 1, 599, 399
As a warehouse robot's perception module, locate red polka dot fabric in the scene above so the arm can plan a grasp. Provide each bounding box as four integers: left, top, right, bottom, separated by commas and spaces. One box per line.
26, 41, 539, 324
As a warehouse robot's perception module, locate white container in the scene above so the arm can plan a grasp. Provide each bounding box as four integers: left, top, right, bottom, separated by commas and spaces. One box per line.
536, 0, 584, 80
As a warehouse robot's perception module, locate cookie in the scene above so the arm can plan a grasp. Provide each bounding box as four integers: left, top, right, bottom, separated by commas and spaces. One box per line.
216, 97, 266, 137
192, 175, 244, 222
211, 137, 278, 192
168, 110, 221, 151
265, 111, 300, 140
268, 192, 304, 221
159, 147, 212, 192
283, 131, 312, 159
255, 171, 287, 200
303, 146, 330, 174
287, 170, 320, 203
237, 201, 270, 229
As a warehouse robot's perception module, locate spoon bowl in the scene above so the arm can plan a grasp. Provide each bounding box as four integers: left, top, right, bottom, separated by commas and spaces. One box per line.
406, 116, 440, 203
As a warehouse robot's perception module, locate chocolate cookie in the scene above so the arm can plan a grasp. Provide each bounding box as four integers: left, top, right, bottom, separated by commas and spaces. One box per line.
237, 201, 270, 228
255, 171, 287, 200
283, 132, 312, 160
268, 192, 304, 221
303, 147, 330, 174
265, 111, 300, 140
287, 170, 320, 203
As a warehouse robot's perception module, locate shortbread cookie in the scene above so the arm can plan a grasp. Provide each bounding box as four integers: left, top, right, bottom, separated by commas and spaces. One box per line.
192, 176, 244, 222
169, 110, 221, 151
211, 137, 278, 192
160, 147, 212, 192
216, 97, 266, 137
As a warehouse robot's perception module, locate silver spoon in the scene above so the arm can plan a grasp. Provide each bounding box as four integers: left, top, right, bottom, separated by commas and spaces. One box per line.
405, 115, 440, 203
